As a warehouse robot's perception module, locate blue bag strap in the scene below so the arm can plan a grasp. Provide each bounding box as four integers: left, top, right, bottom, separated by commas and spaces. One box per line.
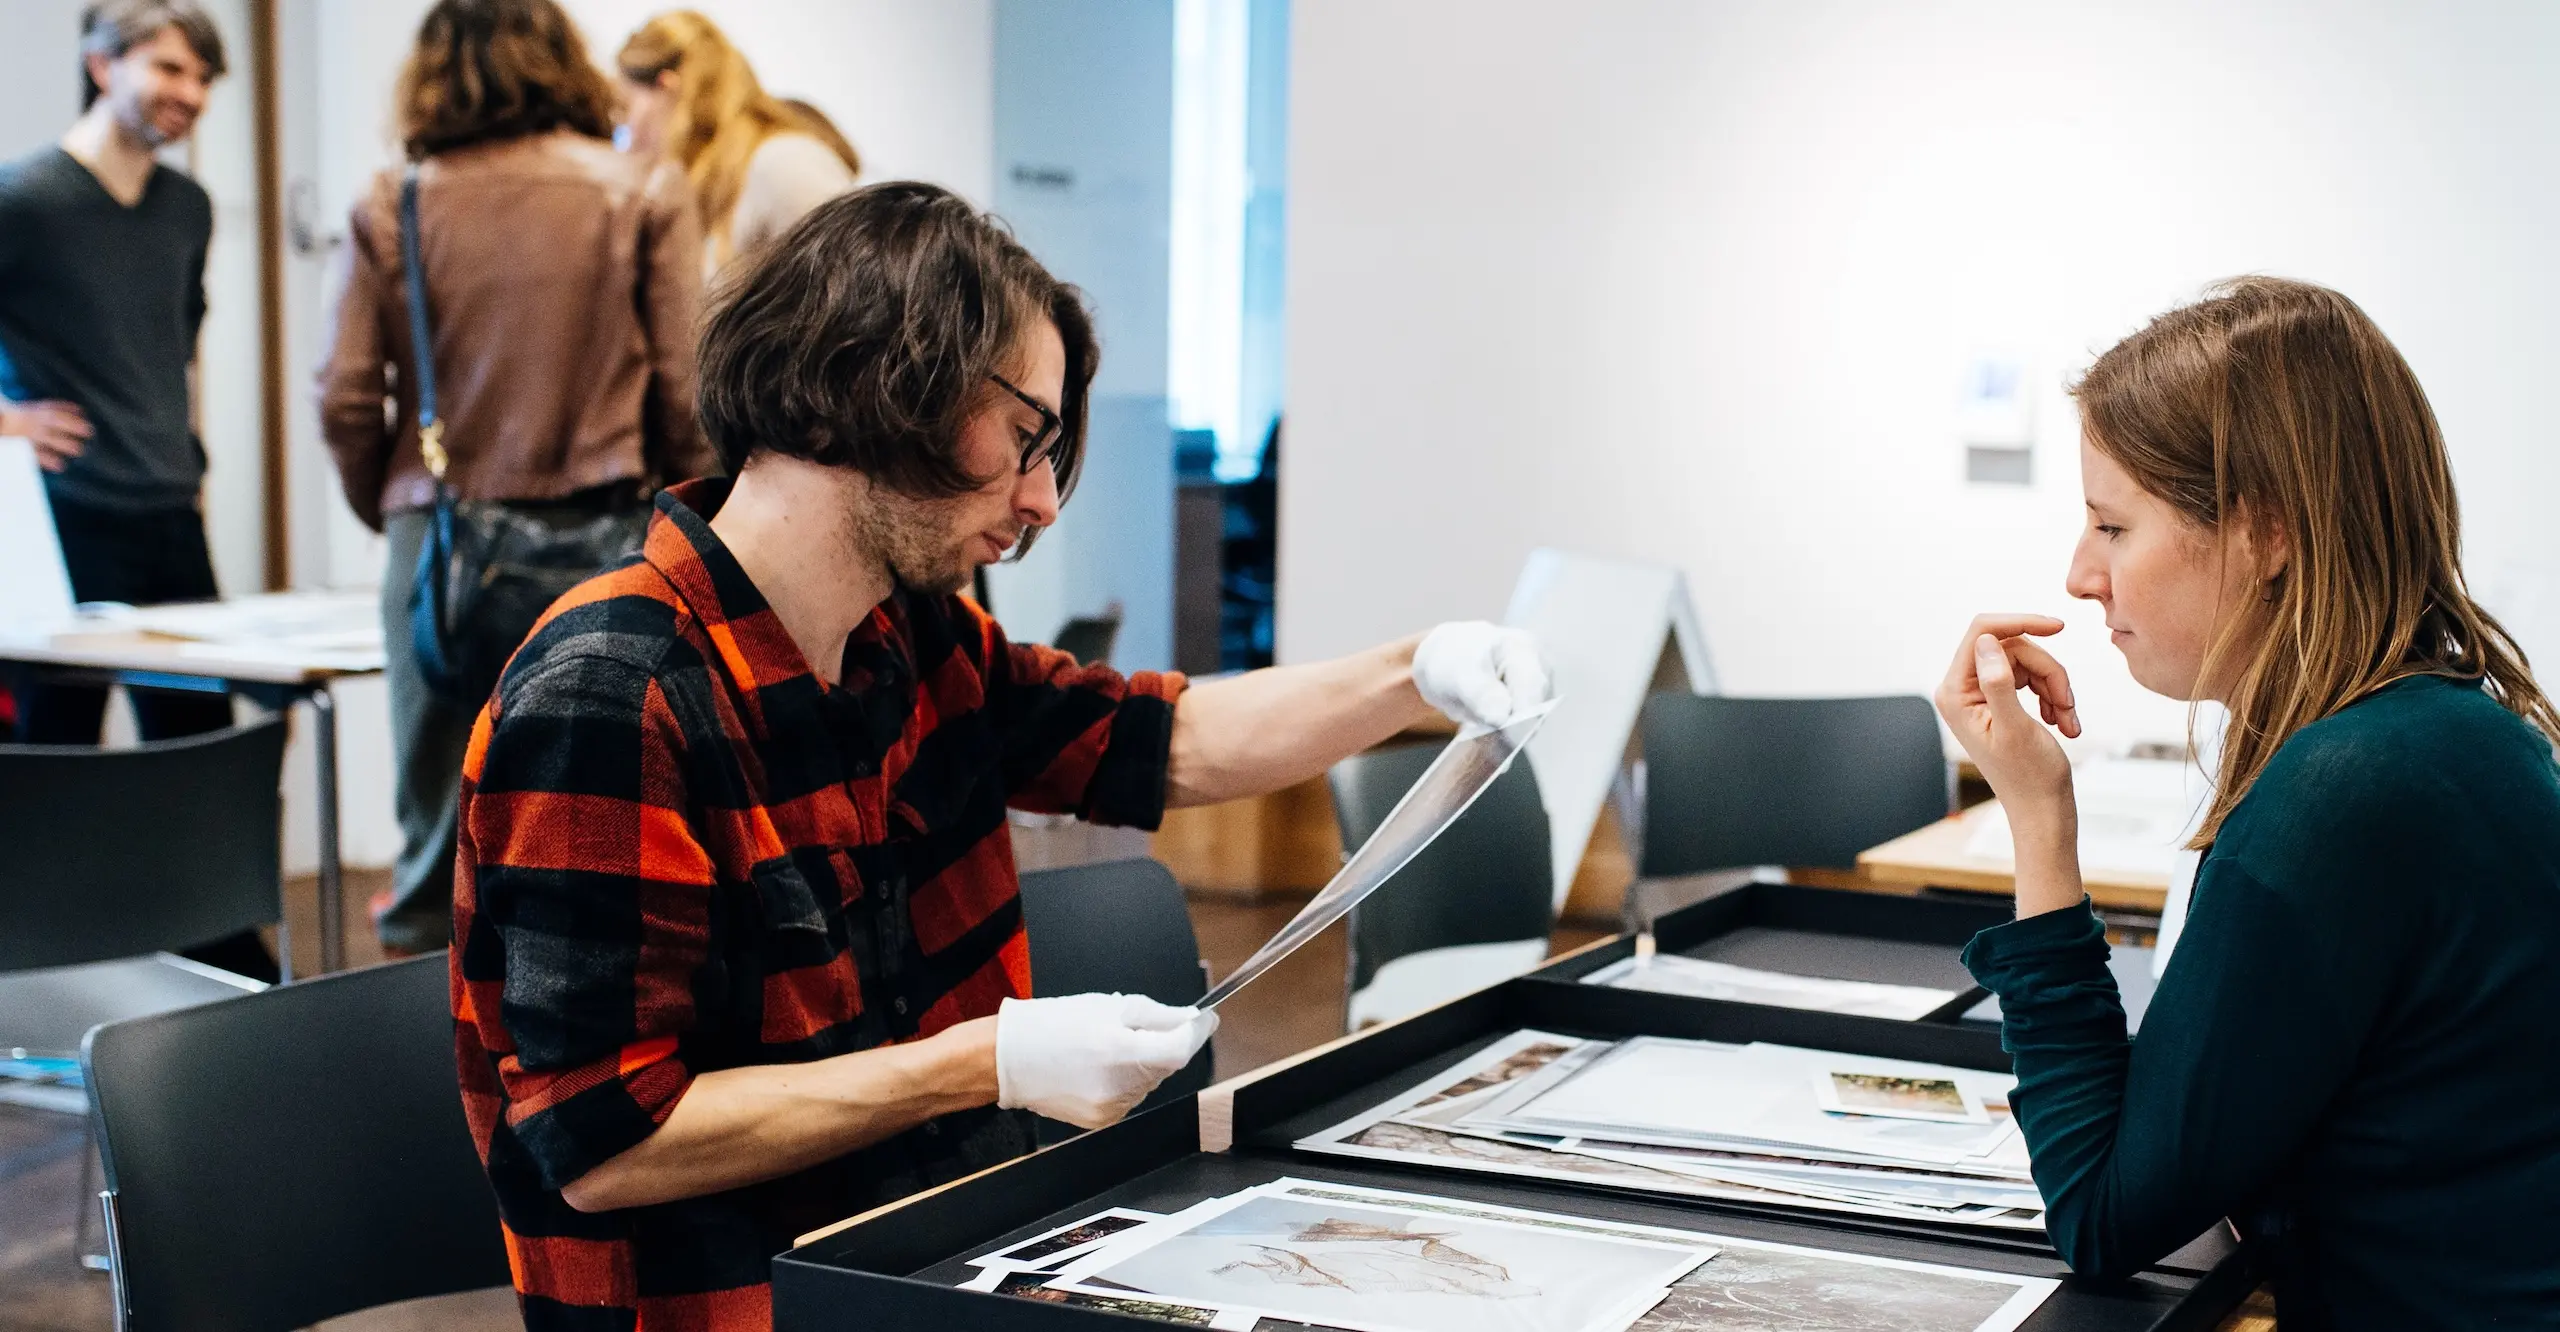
399, 163, 459, 690
397, 165, 446, 477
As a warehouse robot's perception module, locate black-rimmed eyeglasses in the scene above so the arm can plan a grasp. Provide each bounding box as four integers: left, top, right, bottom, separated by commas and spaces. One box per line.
990, 374, 1066, 476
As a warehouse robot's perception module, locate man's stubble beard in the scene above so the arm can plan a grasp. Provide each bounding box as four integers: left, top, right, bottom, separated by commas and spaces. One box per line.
117, 94, 187, 150
853, 487, 976, 598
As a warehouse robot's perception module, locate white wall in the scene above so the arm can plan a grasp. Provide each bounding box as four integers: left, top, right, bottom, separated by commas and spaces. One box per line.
190, 0, 266, 597
0, 2, 83, 159
980, 0, 1177, 668
1282, 0, 2560, 749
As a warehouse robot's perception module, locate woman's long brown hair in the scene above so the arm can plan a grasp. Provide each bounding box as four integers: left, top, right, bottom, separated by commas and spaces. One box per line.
617, 10, 860, 267
2076, 277, 2559, 845
398, 0, 618, 158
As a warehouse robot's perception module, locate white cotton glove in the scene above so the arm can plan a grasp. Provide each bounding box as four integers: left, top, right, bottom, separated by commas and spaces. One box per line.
1412, 621, 1556, 732
994, 993, 1220, 1129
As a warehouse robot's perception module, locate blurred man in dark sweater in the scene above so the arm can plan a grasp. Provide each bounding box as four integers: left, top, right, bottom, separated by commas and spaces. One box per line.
0, 2, 272, 980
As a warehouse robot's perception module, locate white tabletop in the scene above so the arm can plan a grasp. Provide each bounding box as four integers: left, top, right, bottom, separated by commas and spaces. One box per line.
0, 590, 387, 685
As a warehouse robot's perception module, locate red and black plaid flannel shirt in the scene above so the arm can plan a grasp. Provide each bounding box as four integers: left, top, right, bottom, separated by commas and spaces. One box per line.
451, 479, 1184, 1331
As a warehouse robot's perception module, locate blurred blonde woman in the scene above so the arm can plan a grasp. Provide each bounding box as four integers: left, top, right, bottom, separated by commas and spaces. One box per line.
616, 10, 858, 274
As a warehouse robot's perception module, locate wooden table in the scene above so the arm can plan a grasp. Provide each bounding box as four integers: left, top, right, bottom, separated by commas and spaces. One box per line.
0, 593, 384, 975
1856, 799, 2174, 914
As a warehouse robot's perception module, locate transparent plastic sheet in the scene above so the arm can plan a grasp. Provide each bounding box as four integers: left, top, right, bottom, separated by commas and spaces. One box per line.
1200, 701, 1556, 1010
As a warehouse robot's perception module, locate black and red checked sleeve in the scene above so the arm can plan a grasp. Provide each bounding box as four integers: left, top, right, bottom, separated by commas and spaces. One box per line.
974, 605, 1186, 830
457, 647, 714, 1192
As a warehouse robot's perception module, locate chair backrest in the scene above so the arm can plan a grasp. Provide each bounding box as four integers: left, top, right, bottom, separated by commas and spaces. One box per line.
1018, 857, 1213, 1116
1050, 612, 1123, 667
1638, 692, 1950, 877
0, 718, 287, 972
1326, 741, 1553, 997
83, 954, 508, 1332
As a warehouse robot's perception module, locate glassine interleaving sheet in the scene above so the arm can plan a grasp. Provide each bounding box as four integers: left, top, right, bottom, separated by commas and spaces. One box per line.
1201, 701, 1554, 1010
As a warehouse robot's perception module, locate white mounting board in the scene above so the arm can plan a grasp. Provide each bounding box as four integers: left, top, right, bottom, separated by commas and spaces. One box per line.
1504, 548, 1716, 909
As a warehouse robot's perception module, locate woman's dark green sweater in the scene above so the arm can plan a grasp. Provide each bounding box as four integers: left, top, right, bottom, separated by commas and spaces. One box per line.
1964, 676, 2560, 1329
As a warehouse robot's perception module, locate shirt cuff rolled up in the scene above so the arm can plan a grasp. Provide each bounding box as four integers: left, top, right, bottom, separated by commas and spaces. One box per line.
503, 1042, 695, 1194
1961, 899, 2127, 1051
1079, 670, 1186, 832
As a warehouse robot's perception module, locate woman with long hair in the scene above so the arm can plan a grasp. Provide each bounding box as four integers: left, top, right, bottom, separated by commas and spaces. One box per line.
615, 10, 859, 275
1942, 277, 2560, 1327
318, 0, 716, 954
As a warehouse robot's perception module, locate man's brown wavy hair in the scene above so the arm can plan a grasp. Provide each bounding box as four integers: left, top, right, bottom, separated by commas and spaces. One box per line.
80, 1, 226, 110
696, 181, 1096, 558
2077, 277, 2559, 845
397, 0, 617, 159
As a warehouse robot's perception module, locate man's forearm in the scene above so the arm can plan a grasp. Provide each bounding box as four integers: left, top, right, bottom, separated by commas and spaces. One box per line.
560, 1017, 999, 1213
1164, 635, 1436, 809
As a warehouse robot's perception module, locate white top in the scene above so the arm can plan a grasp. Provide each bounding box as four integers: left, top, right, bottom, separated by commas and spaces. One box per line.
716, 131, 857, 276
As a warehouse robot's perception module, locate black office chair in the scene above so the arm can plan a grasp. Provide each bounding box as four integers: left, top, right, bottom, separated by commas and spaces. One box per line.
1018, 857, 1215, 1143
0, 716, 290, 975
1050, 604, 1124, 667
1327, 742, 1553, 1029
83, 954, 510, 1331
0, 718, 291, 1266
1634, 693, 1952, 922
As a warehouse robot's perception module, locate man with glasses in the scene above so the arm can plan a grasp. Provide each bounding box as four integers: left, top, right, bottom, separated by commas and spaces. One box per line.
451, 181, 1552, 1332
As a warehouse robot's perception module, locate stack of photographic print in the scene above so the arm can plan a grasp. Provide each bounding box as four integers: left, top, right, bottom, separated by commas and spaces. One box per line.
1577, 954, 1959, 1020
952, 1178, 2057, 1332
1297, 1031, 2046, 1231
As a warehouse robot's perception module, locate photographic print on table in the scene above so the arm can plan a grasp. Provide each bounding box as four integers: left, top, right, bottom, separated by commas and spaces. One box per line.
1301, 1029, 1599, 1147
1295, 1037, 2045, 1231
1480, 1038, 2016, 1165
970, 1207, 1163, 1271
1259, 1183, 2054, 1332
1323, 1120, 1872, 1210
1637, 1241, 2055, 1332
1044, 1181, 1711, 1332
1579, 955, 1957, 1021
1813, 1070, 1989, 1124
960, 1266, 1227, 1325
1413, 1037, 1584, 1108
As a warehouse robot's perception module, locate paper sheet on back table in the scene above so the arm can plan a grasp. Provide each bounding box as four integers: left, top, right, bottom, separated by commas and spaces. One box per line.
1200, 701, 1555, 1011
0, 438, 76, 637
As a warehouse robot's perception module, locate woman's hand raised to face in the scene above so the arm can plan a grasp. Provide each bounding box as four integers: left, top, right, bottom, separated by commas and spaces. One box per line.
1936, 614, 2080, 822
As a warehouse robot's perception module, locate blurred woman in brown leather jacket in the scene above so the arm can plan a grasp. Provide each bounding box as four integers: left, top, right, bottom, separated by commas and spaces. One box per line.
318, 0, 717, 954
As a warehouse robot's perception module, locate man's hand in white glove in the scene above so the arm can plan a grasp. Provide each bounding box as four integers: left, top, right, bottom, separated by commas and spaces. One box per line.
1412, 621, 1555, 732
994, 993, 1219, 1129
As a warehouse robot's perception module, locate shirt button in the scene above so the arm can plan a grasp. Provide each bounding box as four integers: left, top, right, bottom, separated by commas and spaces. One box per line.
921, 1120, 941, 1137
876, 882, 891, 901
892, 996, 909, 1016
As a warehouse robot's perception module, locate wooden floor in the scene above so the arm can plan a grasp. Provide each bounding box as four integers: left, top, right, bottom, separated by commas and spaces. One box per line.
0, 870, 1603, 1331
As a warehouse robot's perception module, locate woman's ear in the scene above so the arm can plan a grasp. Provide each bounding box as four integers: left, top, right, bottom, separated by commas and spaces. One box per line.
2246, 505, 2291, 585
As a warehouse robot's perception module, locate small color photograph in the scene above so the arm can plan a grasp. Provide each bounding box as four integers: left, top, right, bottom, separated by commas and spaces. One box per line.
1825, 1073, 1970, 1118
